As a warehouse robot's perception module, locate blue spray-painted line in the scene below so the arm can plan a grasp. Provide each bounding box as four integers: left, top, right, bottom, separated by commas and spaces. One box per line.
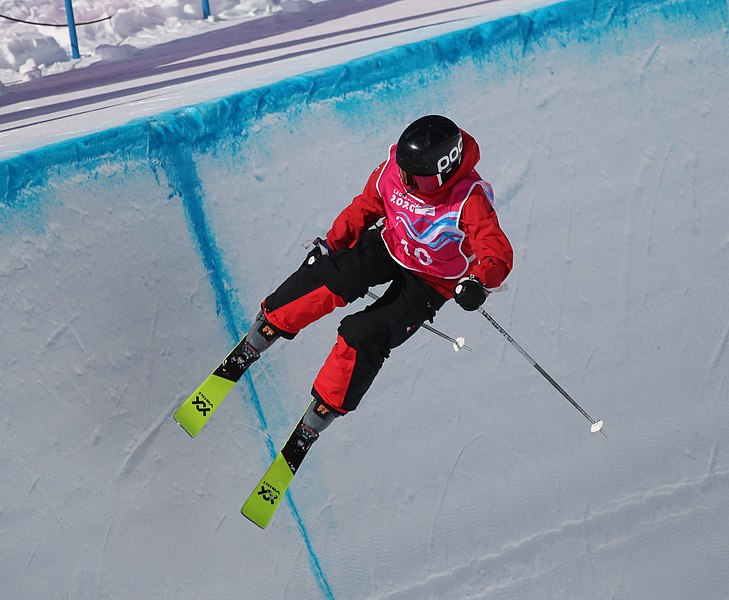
3, 0, 726, 198
287, 497, 335, 599
154, 143, 334, 600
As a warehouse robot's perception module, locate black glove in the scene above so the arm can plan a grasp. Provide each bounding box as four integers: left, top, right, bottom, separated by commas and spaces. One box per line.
453, 276, 488, 311
303, 237, 330, 267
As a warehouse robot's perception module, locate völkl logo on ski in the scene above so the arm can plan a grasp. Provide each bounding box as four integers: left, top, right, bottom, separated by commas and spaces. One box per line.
257, 483, 279, 505
192, 393, 211, 415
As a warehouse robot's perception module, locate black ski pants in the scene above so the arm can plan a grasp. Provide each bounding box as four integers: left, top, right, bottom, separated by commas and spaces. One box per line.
262, 228, 447, 412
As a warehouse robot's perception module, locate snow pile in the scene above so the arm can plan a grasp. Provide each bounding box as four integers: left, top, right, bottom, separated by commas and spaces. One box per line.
0, 0, 319, 83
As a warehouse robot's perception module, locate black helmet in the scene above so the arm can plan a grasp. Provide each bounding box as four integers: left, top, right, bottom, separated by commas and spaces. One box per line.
396, 115, 463, 192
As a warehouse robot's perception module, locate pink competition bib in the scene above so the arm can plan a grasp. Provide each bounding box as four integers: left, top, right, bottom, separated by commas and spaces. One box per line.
377, 145, 493, 279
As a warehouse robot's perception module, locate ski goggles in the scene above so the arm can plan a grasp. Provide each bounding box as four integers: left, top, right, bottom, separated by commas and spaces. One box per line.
399, 168, 442, 193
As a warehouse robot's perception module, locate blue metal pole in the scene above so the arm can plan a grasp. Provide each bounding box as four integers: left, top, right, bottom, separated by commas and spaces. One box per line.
201, 0, 211, 19
64, 0, 80, 59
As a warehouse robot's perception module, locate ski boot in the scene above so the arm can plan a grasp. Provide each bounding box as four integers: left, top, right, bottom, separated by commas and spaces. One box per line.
215, 310, 281, 380
282, 399, 340, 473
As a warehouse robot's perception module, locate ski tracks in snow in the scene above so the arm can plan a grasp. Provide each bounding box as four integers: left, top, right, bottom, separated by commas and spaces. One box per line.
377, 466, 729, 599
709, 321, 729, 374
117, 403, 170, 478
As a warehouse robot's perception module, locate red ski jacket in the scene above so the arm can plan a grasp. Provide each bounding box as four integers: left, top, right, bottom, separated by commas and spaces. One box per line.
325, 130, 513, 298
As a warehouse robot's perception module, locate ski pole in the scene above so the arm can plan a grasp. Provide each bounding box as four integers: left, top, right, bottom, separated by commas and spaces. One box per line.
365, 291, 471, 352
478, 307, 607, 437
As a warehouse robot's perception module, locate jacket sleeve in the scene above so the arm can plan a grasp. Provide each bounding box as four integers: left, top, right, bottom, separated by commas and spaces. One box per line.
460, 188, 514, 289
325, 163, 386, 251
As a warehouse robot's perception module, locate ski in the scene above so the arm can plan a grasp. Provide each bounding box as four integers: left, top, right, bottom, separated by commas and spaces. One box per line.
173, 336, 258, 437
242, 399, 319, 529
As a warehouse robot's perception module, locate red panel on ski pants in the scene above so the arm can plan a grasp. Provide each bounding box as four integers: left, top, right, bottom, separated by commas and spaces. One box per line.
264, 285, 346, 336
264, 288, 354, 413
311, 335, 357, 413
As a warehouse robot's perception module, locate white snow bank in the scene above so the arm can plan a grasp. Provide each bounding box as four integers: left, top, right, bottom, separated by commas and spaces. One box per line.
0, 0, 319, 83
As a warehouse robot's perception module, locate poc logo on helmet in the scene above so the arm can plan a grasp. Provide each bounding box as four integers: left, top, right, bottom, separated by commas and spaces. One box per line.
437, 136, 463, 174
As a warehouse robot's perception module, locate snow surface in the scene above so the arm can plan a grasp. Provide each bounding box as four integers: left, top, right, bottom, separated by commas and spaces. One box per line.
0, 0, 318, 83
0, 0, 551, 87
0, 0, 554, 158
2, 0, 729, 599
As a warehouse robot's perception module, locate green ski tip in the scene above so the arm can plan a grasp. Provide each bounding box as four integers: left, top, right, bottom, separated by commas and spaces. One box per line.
242, 454, 295, 529
173, 374, 236, 437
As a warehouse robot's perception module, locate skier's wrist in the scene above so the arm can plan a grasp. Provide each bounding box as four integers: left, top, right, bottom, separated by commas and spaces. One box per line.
303, 237, 330, 267
453, 276, 488, 311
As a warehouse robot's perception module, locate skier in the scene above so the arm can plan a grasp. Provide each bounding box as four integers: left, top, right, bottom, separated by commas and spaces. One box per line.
239, 115, 513, 450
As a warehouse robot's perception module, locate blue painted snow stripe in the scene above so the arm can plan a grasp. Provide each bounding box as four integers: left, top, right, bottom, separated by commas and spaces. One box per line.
154, 143, 335, 600
152, 138, 274, 437
3, 0, 726, 200
287, 497, 336, 600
